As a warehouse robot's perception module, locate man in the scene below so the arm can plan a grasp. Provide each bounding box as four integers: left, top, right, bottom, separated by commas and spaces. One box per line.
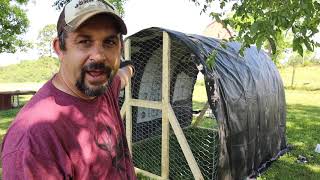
1, 0, 136, 179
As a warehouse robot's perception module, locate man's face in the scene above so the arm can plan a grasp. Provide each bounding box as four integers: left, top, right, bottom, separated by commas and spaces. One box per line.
58, 14, 122, 98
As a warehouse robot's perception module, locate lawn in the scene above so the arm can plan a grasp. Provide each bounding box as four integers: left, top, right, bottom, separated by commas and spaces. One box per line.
260, 65, 320, 179
0, 65, 319, 179
258, 89, 320, 180
278, 65, 320, 91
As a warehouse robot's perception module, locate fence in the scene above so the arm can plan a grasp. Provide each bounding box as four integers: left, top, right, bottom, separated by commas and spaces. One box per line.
120, 31, 219, 179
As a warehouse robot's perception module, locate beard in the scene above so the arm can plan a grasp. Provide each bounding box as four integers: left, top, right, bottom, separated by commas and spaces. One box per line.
76, 62, 114, 97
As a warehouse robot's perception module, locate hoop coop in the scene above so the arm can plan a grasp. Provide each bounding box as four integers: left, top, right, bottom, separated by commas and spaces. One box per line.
120, 27, 287, 180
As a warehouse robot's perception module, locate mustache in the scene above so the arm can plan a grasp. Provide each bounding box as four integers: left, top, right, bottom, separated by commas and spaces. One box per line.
82, 62, 112, 75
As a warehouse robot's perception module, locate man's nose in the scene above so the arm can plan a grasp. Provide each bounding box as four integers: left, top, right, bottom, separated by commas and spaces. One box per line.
90, 44, 106, 63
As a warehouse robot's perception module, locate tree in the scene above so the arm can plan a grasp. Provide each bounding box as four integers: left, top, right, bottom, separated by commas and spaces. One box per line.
287, 51, 315, 87
191, 0, 320, 58
264, 31, 291, 65
0, 0, 30, 53
53, 0, 127, 17
37, 24, 57, 57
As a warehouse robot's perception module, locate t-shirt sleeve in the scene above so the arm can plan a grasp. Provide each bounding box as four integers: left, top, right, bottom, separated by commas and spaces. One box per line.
2, 150, 66, 180
111, 74, 122, 98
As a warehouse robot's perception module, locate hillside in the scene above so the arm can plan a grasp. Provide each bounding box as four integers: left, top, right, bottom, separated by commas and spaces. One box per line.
0, 57, 59, 83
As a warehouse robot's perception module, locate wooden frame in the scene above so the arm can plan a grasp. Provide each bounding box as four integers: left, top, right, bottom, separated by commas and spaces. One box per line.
121, 31, 204, 180
192, 102, 210, 127
0, 90, 36, 110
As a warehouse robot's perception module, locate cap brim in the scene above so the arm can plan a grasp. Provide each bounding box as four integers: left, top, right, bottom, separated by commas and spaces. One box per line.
67, 10, 127, 35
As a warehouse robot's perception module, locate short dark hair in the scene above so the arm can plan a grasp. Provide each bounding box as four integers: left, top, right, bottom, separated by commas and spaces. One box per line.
58, 30, 68, 51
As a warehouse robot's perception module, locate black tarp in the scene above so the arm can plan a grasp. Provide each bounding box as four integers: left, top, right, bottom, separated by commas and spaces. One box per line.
125, 27, 287, 180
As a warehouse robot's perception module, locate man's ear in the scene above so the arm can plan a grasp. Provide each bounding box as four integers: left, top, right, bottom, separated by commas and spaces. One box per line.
53, 37, 64, 60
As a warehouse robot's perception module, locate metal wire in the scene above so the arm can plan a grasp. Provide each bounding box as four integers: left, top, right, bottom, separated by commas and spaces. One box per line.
120, 30, 219, 179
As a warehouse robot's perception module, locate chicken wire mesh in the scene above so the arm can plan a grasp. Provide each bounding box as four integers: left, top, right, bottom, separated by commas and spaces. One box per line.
119, 30, 219, 179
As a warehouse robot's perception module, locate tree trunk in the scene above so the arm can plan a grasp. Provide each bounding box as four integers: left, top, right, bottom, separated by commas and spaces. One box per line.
291, 64, 296, 88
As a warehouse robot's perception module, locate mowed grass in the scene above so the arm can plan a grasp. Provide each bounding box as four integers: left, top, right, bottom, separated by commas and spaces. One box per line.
0, 66, 319, 179
279, 65, 320, 91
258, 65, 320, 180
258, 89, 320, 180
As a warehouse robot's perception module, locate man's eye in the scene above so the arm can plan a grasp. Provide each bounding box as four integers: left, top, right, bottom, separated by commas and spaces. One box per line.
104, 40, 116, 46
79, 40, 91, 44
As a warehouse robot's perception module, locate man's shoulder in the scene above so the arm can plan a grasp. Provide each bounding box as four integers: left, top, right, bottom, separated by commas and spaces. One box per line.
1, 112, 56, 158
2, 80, 64, 152
16, 93, 59, 123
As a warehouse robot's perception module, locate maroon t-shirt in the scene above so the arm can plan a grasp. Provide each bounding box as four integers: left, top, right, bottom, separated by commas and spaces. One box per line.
1, 75, 136, 180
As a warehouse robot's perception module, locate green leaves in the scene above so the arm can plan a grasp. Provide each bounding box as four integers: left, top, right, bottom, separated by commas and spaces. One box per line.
206, 49, 217, 70
293, 37, 304, 56
191, 0, 320, 61
256, 34, 265, 51
267, 37, 277, 55
37, 24, 57, 57
0, 0, 29, 53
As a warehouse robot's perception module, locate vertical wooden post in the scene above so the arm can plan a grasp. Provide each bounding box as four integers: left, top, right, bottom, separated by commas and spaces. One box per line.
124, 39, 133, 155
161, 32, 170, 179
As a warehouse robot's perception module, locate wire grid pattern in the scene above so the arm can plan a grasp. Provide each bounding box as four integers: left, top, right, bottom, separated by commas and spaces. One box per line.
120, 30, 219, 179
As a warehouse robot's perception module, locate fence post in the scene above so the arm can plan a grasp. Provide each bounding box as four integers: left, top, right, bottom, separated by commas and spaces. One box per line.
124, 39, 133, 155
161, 31, 171, 179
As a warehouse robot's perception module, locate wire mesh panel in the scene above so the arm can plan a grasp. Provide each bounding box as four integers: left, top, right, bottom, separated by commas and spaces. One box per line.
122, 30, 165, 177
132, 106, 163, 176
120, 29, 219, 179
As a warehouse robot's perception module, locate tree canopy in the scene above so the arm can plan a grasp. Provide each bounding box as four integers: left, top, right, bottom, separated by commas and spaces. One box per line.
0, 0, 30, 53
191, 0, 320, 58
37, 24, 57, 57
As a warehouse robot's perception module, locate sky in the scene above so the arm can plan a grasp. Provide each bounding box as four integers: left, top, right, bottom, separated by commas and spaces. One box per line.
0, 0, 213, 66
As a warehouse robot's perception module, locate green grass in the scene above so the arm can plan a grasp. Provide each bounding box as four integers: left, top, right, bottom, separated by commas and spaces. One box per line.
133, 127, 219, 179
0, 95, 32, 138
0, 108, 19, 139
257, 66, 320, 179
258, 89, 320, 180
0, 65, 319, 179
278, 65, 320, 91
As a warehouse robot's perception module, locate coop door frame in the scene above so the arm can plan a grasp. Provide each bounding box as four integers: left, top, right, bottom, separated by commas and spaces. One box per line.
120, 32, 204, 180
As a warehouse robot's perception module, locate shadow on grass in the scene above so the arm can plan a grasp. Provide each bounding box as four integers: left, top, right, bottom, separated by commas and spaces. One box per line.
286, 104, 320, 152
261, 154, 320, 180
192, 100, 207, 111
192, 100, 218, 129
260, 103, 320, 179
133, 127, 219, 179
0, 108, 21, 142
0, 108, 21, 133
0, 95, 30, 138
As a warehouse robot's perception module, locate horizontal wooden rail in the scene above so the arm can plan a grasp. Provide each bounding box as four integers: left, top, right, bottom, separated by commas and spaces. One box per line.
135, 167, 165, 180
128, 99, 163, 109
0, 90, 36, 95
